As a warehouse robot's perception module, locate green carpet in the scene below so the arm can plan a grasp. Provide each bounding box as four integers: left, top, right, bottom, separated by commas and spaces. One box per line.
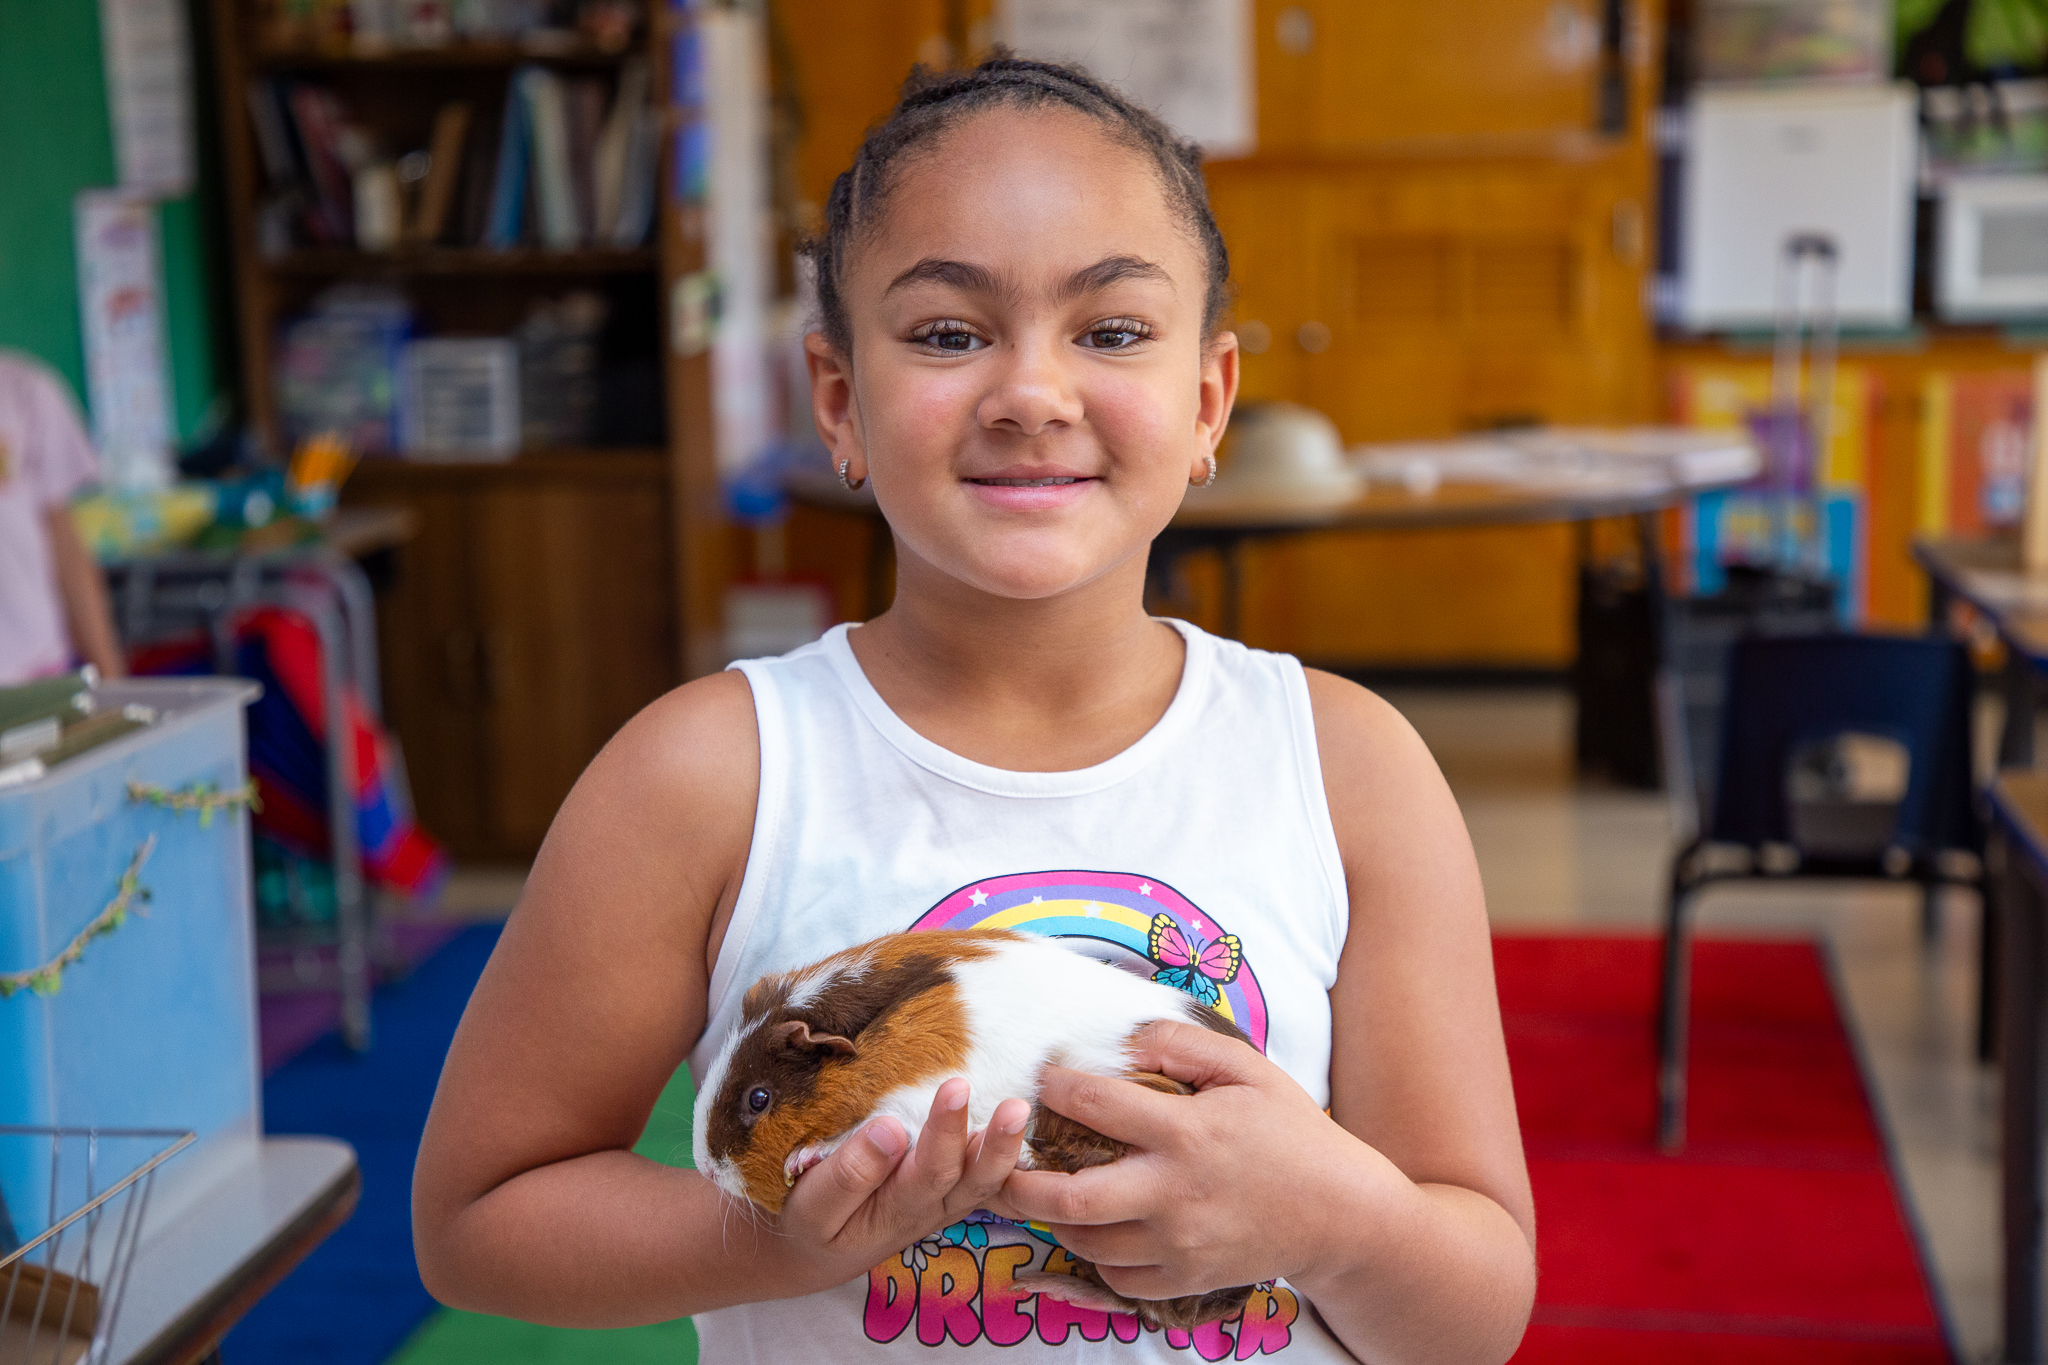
387, 1067, 700, 1364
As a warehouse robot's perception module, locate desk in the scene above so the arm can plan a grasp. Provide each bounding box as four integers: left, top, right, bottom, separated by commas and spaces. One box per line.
1993, 776, 2048, 1365
1919, 538, 2048, 1364
1917, 537, 2048, 768
104, 1137, 358, 1365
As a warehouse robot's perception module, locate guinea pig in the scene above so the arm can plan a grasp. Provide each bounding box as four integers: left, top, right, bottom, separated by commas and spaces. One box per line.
692, 927, 1255, 1330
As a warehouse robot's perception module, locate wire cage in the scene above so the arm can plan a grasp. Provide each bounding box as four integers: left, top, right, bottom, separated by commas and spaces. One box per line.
0, 1126, 193, 1365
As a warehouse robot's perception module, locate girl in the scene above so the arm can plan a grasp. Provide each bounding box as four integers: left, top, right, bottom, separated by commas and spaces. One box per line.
414, 56, 1535, 1364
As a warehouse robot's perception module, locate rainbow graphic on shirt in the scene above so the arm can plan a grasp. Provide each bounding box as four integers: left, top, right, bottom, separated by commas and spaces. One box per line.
907, 869, 1268, 1054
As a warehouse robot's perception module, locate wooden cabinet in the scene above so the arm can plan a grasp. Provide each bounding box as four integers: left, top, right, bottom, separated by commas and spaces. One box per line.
1255, 0, 1635, 153
347, 455, 676, 859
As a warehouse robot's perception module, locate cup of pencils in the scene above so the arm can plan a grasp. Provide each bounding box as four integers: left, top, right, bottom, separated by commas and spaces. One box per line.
284, 432, 358, 519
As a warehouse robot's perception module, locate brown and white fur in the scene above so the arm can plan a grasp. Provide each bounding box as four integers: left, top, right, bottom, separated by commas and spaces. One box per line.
693, 928, 1254, 1329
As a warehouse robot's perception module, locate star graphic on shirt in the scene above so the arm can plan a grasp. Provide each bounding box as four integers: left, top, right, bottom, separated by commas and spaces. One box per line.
1192, 916, 1205, 933
1137, 882, 1152, 897
969, 888, 989, 907
1084, 902, 1101, 918
1031, 896, 1043, 905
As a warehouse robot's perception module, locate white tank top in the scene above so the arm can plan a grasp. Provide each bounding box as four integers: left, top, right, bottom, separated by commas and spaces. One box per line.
689, 619, 1357, 1362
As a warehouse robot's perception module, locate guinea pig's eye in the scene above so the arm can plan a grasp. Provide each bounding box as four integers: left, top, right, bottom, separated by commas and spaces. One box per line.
746, 1086, 771, 1114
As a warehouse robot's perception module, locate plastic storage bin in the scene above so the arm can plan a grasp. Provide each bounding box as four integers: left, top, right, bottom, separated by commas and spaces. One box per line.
0, 679, 261, 1240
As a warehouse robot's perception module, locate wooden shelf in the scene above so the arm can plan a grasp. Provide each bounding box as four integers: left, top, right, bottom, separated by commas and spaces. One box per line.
253, 39, 638, 71
264, 247, 658, 277
347, 449, 667, 484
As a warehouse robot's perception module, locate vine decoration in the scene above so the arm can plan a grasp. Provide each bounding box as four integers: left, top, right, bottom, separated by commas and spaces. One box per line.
126, 779, 261, 827
0, 837, 155, 999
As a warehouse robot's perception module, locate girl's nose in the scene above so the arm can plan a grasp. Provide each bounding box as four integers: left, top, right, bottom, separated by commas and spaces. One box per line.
976, 335, 1083, 436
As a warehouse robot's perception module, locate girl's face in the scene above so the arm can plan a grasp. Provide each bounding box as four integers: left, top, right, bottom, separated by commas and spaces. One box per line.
807, 107, 1238, 605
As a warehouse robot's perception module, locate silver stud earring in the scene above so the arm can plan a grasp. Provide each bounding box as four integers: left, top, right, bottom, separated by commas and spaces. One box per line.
838, 458, 867, 492
1192, 456, 1218, 488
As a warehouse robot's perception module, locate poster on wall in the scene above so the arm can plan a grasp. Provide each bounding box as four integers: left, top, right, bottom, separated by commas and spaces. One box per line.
1666, 360, 1878, 620
1918, 370, 2033, 538
75, 191, 174, 489
98, 0, 195, 194
999, 0, 1254, 155
699, 7, 773, 481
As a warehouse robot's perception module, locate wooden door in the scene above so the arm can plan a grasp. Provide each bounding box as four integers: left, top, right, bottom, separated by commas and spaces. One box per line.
345, 473, 495, 854
471, 471, 677, 851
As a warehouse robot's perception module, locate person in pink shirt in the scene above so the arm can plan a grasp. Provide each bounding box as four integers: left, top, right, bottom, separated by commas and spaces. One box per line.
0, 351, 125, 685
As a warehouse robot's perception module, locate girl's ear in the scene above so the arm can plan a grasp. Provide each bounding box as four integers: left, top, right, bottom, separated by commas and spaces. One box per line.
1194, 331, 1241, 475
804, 333, 865, 473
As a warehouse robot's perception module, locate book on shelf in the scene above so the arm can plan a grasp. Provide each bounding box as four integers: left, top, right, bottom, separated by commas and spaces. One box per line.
285, 83, 358, 245
519, 66, 580, 249
246, 63, 656, 255
566, 77, 606, 243
405, 101, 473, 246
483, 74, 533, 248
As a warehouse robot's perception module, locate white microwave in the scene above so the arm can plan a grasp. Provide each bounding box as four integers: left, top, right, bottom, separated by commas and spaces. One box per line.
1939, 175, 2048, 320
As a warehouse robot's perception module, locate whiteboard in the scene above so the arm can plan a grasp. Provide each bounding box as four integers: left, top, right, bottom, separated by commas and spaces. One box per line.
999, 0, 1254, 156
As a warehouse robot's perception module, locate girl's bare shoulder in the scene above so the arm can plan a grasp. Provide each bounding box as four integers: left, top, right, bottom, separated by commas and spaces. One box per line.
1300, 668, 1440, 790
1299, 668, 1471, 883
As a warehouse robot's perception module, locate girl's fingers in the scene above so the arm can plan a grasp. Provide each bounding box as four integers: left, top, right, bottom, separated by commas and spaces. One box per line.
793, 1118, 909, 1239
999, 1160, 1156, 1228
946, 1097, 1029, 1214
1120, 1019, 1267, 1092
1033, 1066, 1185, 1151
1043, 1218, 1155, 1268
908, 1078, 973, 1192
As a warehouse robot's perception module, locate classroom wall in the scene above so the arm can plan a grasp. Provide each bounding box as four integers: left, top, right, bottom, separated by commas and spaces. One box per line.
0, 0, 223, 442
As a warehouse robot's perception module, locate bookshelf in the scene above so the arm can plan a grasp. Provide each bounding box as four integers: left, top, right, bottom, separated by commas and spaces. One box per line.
208, 0, 731, 859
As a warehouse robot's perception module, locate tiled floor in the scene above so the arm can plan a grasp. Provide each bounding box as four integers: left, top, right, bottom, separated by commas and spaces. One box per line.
1382, 685, 1999, 1363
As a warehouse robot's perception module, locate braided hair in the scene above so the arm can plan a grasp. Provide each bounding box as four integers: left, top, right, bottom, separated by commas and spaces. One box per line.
805, 53, 1231, 356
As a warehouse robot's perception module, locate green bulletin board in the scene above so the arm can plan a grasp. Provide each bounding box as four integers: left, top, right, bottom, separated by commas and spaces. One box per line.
0, 0, 222, 445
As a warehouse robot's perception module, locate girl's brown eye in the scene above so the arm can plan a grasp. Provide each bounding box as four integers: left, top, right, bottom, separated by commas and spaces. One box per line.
929, 330, 976, 351
747, 1086, 771, 1113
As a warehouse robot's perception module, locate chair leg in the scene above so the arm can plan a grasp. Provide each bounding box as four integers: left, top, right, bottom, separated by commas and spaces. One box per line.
1982, 875, 2002, 1063
1921, 882, 1944, 944
1657, 873, 1698, 1153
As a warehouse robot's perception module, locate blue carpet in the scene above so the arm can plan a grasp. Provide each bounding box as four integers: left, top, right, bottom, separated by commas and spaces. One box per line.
223, 924, 503, 1365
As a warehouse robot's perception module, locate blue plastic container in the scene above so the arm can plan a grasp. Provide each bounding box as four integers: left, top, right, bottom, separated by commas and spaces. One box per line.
0, 679, 260, 1237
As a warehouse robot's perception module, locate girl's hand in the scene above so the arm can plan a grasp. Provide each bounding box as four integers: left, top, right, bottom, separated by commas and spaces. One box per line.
991, 1021, 1379, 1302
769, 1079, 1031, 1296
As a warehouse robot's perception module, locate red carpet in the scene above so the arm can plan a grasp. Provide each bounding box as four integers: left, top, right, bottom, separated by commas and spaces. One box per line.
1497, 935, 1953, 1364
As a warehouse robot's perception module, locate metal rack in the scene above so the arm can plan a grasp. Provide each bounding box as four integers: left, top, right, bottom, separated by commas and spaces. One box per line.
104, 544, 384, 1050
0, 1126, 194, 1365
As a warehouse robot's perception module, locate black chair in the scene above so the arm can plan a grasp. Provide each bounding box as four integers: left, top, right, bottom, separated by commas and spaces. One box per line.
1656, 633, 1985, 1150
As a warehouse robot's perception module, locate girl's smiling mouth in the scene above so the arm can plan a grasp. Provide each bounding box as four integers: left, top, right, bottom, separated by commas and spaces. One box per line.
963, 466, 1098, 510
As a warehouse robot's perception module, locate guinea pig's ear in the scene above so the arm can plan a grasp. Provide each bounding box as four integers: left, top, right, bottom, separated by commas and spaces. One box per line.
773, 1019, 858, 1060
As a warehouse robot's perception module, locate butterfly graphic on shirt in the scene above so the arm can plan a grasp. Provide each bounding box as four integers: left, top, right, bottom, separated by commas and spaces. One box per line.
1146, 911, 1242, 1006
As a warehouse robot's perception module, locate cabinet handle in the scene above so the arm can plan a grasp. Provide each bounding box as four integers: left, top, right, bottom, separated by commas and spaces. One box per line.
1296, 320, 1332, 354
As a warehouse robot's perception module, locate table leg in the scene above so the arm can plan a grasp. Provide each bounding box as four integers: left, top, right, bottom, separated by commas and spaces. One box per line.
1928, 577, 1955, 639
2001, 823, 2047, 1364
2005, 653, 2039, 770
1220, 538, 1246, 642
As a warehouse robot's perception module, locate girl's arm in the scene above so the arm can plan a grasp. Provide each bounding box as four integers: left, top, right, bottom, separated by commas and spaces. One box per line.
411, 674, 1030, 1326
45, 505, 123, 678
997, 671, 1534, 1364
1285, 669, 1535, 1359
